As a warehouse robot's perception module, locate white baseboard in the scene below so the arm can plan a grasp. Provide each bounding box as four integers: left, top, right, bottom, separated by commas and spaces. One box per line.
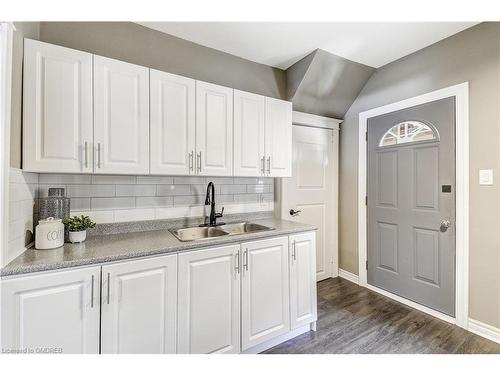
338, 268, 359, 284
241, 324, 312, 354
468, 318, 500, 344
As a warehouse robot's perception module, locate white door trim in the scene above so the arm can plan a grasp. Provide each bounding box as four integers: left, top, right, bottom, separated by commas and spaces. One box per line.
357, 82, 469, 329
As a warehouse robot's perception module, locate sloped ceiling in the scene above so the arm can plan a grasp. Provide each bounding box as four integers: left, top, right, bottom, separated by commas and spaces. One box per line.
286, 49, 375, 119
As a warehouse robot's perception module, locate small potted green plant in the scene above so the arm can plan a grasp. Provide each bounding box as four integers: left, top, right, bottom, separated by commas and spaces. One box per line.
63, 215, 96, 243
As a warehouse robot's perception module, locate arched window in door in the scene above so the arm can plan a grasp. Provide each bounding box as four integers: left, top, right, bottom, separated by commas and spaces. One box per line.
379, 121, 439, 147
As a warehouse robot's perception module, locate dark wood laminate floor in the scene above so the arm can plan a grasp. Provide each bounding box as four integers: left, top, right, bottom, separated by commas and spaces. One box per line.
264, 278, 500, 354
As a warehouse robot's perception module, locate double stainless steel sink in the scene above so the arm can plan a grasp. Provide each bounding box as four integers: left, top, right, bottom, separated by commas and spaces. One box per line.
170, 222, 274, 242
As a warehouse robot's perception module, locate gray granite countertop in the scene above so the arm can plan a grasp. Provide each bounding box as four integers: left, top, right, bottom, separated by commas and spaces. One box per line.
1, 217, 316, 277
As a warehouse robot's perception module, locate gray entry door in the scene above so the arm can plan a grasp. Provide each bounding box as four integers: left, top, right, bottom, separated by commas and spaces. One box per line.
367, 97, 455, 316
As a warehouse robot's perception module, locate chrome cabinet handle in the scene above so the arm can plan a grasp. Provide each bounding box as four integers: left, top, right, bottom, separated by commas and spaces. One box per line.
106, 272, 110, 304
197, 152, 202, 173
440, 220, 451, 232
189, 151, 194, 172
267, 156, 271, 175
84, 141, 88, 169
90, 274, 94, 308
235, 251, 240, 277
243, 249, 249, 271
97, 143, 102, 169
293, 240, 297, 261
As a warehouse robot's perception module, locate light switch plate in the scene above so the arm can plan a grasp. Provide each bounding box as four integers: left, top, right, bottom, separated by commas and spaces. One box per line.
479, 169, 493, 185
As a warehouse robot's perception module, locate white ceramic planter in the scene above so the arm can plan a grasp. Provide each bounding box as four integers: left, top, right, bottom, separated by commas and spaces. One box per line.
69, 230, 87, 243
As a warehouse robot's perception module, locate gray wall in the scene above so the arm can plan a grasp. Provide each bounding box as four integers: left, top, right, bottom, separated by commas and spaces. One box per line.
10, 22, 39, 169
339, 22, 500, 328
38, 22, 286, 99
287, 49, 374, 119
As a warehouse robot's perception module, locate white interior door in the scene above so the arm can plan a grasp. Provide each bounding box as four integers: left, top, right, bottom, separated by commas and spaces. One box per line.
93, 55, 149, 174
150, 69, 196, 175
233, 89, 266, 176
195, 81, 233, 176
177, 245, 240, 354
23, 39, 93, 173
241, 236, 290, 350
1, 267, 100, 354
264, 97, 292, 177
282, 125, 338, 281
101, 254, 177, 354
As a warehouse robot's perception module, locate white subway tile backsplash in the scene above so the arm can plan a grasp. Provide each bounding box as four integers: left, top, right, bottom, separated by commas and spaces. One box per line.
70, 210, 114, 224
116, 184, 156, 197
91, 197, 135, 210
67, 184, 115, 198
91, 175, 136, 184
136, 196, 173, 208
136, 176, 174, 184
156, 184, 192, 196
174, 176, 205, 184
220, 184, 247, 194
39, 174, 91, 184
36, 173, 275, 225
114, 208, 155, 222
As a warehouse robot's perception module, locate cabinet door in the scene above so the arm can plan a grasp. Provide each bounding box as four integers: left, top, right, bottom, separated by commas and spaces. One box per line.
101, 255, 177, 354
289, 232, 318, 329
241, 236, 290, 350
178, 245, 240, 353
150, 70, 196, 175
93, 55, 149, 174
195, 81, 233, 176
264, 97, 292, 177
1, 267, 100, 354
233, 90, 266, 176
23, 39, 93, 173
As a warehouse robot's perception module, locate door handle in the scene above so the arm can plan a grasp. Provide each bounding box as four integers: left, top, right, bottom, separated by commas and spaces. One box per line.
243, 249, 249, 271
440, 220, 451, 232
292, 240, 297, 262
267, 156, 271, 175
235, 251, 240, 278
261, 156, 265, 175
289, 209, 301, 217
106, 272, 110, 304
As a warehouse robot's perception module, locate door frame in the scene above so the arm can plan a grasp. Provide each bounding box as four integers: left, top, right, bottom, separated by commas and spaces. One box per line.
357, 82, 469, 328
280, 111, 342, 280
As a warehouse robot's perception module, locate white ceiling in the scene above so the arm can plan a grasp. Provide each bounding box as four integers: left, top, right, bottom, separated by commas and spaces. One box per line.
137, 22, 478, 69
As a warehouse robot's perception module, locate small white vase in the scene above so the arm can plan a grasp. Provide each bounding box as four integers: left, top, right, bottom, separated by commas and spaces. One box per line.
69, 230, 87, 243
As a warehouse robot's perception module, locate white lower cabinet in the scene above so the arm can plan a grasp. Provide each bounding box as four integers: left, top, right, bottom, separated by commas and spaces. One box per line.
1, 267, 100, 354
290, 232, 318, 329
241, 236, 291, 350
177, 244, 240, 353
1, 232, 317, 354
100, 255, 177, 354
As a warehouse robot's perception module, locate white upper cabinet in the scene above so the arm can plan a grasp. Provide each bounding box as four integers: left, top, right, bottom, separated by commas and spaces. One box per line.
100, 255, 177, 354
241, 236, 290, 350
195, 81, 233, 176
233, 90, 266, 176
289, 232, 318, 330
265, 97, 292, 177
93, 55, 150, 175
150, 70, 196, 175
1, 267, 100, 354
178, 244, 241, 354
23, 39, 93, 173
